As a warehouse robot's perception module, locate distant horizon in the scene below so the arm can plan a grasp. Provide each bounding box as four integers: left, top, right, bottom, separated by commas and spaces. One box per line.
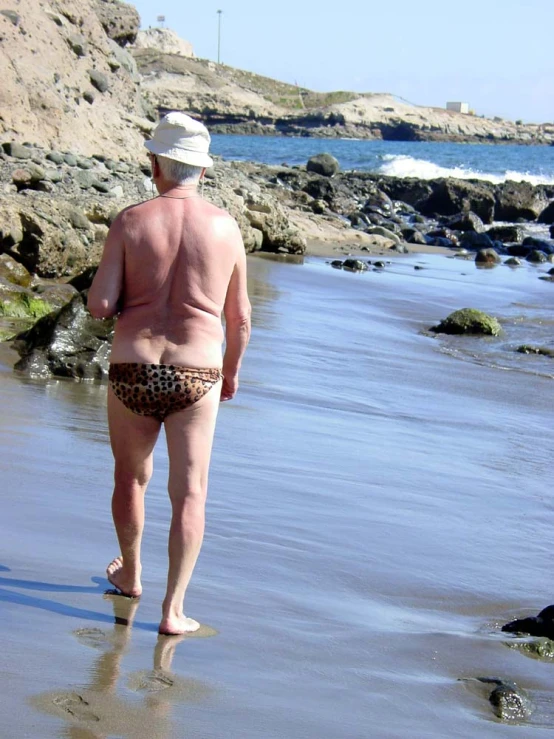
131, 0, 554, 125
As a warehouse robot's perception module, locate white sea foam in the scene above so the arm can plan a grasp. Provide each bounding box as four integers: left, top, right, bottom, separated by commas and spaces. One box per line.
378, 154, 554, 185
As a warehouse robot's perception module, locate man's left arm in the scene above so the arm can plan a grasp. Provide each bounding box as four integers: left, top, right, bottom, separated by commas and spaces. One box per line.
87, 213, 125, 319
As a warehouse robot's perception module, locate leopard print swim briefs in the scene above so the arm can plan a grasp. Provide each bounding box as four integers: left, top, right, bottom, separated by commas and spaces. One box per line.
108, 363, 223, 421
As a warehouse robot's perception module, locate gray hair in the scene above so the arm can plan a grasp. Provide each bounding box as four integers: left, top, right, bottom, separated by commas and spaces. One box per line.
156, 156, 203, 185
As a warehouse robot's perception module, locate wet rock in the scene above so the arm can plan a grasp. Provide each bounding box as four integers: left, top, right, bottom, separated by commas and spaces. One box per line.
504, 257, 522, 266
522, 236, 554, 255
89, 70, 109, 94
306, 153, 340, 177
487, 225, 524, 243
2, 142, 32, 159
425, 235, 455, 248
373, 261, 386, 269
516, 345, 554, 357
445, 211, 485, 233
0, 254, 32, 287
330, 259, 343, 269
502, 605, 554, 639
459, 232, 495, 250
366, 226, 400, 243
431, 308, 501, 336
486, 680, 530, 722
31, 282, 78, 310
342, 259, 368, 271
0, 290, 53, 321
12, 292, 114, 379
495, 181, 547, 221
402, 228, 427, 245
475, 248, 501, 266
550, 224, 554, 239
526, 250, 548, 264
537, 201, 554, 225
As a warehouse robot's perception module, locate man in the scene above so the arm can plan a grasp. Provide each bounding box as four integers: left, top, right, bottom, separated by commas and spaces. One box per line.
88, 112, 251, 636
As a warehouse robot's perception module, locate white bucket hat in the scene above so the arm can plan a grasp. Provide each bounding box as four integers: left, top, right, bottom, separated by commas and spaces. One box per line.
144, 112, 213, 168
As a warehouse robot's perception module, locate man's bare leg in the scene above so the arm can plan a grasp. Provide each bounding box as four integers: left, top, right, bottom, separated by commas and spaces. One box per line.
107, 388, 162, 597
159, 381, 221, 635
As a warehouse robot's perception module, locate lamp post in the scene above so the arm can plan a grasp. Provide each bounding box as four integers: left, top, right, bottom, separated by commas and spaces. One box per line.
217, 9, 222, 64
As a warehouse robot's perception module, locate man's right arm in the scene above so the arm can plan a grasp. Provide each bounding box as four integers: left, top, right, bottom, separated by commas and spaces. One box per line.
221, 224, 251, 401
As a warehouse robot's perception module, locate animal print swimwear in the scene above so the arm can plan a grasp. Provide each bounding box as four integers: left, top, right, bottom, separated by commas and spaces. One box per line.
108, 363, 222, 421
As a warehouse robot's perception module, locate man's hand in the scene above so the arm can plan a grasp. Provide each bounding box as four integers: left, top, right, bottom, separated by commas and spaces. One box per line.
220, 373, 239, 402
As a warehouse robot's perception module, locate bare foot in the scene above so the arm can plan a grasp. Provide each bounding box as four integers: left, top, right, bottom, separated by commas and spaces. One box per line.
158, 615, 200, 636
106, 556, 142, 598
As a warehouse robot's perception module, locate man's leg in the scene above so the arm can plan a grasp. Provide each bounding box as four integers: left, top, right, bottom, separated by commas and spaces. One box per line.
159, 381, 221, 635
107, 387, 162, 597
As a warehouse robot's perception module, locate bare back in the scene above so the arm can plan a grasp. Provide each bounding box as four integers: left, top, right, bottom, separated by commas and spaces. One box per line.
92, 195, 245, 367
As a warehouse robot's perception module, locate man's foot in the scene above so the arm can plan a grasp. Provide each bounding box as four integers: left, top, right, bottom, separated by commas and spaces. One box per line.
158, 615, 200, 636
106, 556, 142, 598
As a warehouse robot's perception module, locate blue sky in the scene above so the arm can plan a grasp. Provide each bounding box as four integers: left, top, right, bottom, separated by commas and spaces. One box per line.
132, 0, 553, 123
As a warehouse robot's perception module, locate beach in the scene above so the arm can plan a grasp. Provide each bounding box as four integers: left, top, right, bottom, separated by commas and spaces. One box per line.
1, 251, 553, 737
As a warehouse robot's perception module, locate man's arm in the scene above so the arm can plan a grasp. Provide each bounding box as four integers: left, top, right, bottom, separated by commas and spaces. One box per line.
221, 224, 251, 402
87, 213, 125, 319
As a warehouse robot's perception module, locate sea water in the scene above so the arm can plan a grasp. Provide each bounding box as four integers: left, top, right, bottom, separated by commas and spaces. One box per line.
211, 134, 554, 185
1, 253, 553, 737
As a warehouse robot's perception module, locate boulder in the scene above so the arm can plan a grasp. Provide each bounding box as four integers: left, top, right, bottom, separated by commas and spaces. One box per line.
526, 250, 548, 264
486, 225, 524, 243
342, 259, 368, 271
504, 257, 522, 267
522, 236, 554, 255
13, 292, 114, 379
306, 153, 339, 178
537, 201, 554, 224
2, 142, 32, 159
459, 232, 495, 250
495, 181, 547, 221
502, 605, 554, 640
431, 308, 501, 336
89, 69, 109, 93
0, 254, 32, 287
475, 248, 501, 266
95, 0, 140, 46
445, 211, 484, 233
402, 228, 427, 245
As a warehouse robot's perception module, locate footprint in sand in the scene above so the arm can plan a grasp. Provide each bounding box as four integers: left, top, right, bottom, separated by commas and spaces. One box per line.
52, 693, 100, 722
127, 669, 175, 693
73, 627, 113, 650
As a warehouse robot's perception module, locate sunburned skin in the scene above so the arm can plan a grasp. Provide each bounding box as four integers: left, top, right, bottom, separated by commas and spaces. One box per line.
88, 158, 251, 636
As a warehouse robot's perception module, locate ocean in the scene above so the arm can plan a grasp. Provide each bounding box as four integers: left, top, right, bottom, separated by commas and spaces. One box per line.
211, 134, 554, 186
1, 245, 553, 736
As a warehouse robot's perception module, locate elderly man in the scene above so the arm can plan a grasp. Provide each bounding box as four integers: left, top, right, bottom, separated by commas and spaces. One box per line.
88, 112, 251, 635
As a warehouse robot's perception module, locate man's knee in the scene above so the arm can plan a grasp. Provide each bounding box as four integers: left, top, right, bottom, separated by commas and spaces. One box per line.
114, 465, 152, 491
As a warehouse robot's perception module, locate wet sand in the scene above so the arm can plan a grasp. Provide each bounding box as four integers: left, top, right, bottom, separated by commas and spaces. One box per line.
0, 252, 553, 737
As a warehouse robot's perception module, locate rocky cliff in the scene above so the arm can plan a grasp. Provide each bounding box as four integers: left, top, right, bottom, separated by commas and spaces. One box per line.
0, 0, 153, 160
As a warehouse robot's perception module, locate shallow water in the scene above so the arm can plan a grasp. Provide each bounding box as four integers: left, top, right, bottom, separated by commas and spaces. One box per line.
0, 254, 553, 738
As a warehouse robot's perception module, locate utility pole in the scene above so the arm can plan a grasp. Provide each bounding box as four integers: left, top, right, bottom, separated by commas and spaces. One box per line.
217, 9, 222, 64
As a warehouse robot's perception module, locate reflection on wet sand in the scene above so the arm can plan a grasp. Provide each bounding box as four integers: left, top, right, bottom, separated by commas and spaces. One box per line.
32, 596, 213, 739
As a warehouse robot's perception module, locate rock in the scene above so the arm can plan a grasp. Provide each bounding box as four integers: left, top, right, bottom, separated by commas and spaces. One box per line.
68, 209, 90, 230
504, 257, 522, 267
91, 180, 111, 193
505, 244, 531, 258
342, 259, 368, 271
517, 345, 554, 357
68, 267, 98, 292
459, 232, 495, 250
537, 201, 554, 224
75, 170, 95, 189
0, 9, 20, 25
402, 228, 427, 245
12, 169, 33, 189
0, 290, 54, 322
64, 153, 78, 166
44, 168, 63, 183
363, 191, 394, 217
431, 308, 501, 336
306, 153, 340, 178
67, 35, 87, 57
109, 185, 124, 198
12, 292, 114, 379
46, 151, 64, 165
31, 282, 79, 310
522, 236, 554, 255
391, 243, 409, 253
95, 0, 140, 46
550, 224, 554, 239
76, 158, 94, 170
486, 225, 524, 243
2, 142, 32, 159
83, 91, 95, 105
495, 181, 547, 221
366, 226, 400, 243
89, 69, 109, 93
502, 605, 554, 640
445, 211, 484, 233
106, 38, 137, 76
475, 248, 501, 266
373, 261, 386, 269
526, 250, 548, 264
330, 260, 343, 269
310, 199, 327, 214
0, 254, 32, 287
484, 680, 531, 722
133, 27, 195, 58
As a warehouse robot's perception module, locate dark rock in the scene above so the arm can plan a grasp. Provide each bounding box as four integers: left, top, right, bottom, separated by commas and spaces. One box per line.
522, 236, 554, 255
402, 228, 427, 245
0, 9, 20, 25
502, 605, 554, 640
362, 191, 394, 217
517, 345, 554, 357
537, 201, 554, 224
391, 243, 409, 254
425, 236, 454, 248
12, 292, 114, 380
445, 211, 484, 233
95, 0, 140, 46
373, 261, 385, 269
431, 308, 501, 336
475, 248, 501, 266
505, 244, 531, 258
2, 142, 32, 159
83, 91, 95, 105
302, 176, 335, 203
306, 153, 339, 178
89, 69, 109, 93
550, 224, 554, 239
459, 232, 495, 250
504, 257, 522, 267
495, 181, 547, 221
486, 225, 524, 243
330, 260, 343, 269
488, 683, 530, 722
310, 199, 327, 214
342, 259, 368, 271
348, 212, 370, 228
68, 267, 98, 292
426, 228, 459, 245
526, 250, 548, 264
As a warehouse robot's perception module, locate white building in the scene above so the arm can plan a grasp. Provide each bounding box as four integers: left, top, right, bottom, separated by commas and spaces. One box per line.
446, 102, 470, 114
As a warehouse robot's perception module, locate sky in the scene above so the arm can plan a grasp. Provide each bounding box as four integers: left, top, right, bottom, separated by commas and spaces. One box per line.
131, 0, 554, 123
